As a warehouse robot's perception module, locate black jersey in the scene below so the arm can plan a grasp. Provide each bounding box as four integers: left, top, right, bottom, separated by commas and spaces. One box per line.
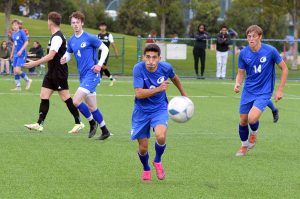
46, 31, 68, 79
97, 32, 111, 48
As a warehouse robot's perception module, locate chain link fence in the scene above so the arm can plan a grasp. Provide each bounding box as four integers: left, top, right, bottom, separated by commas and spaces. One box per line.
137, 37, 300, 80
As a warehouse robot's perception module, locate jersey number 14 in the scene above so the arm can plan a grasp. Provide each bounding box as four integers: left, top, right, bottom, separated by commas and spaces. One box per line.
253, 64, 262, 73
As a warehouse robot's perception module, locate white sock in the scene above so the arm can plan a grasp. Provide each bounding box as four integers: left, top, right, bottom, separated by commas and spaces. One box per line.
241, 140, 249, 147
99, 120, 106, 127
87, 115, 93, 121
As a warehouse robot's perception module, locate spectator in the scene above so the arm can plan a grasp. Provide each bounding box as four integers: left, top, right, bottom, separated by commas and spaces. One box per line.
192, 24, 210, 79
146, 30, 157, 43
171, 33, 179, 43
216, 25, 231, 79
0, 41, 11, 75
27, 41, 44, 75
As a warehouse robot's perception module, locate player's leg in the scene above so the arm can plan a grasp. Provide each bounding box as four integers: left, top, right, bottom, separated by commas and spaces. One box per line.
193, 48, 199, 78
58, 88, 84, 134
216, 51, 222, 78
85, 94, 111, 140
267, 99, 279, 123
24, 87, 53, 131
11, 61, 21, 90
222, 52, 228, 79
5, 59, 10, 75
138, 138, 151, 182
200, 48, 206, 78
18, 56, 32, 90
131, 109, 151, 181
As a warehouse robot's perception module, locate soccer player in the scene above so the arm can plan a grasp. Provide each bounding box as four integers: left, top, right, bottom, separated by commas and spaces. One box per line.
267, 99, 279, 123
60, 11, 111, 140
234, 25, 288, 156
10, 19, 32, 91
24, 12, 84, 133
131, 44, 187, 182
97, 22, 118, 86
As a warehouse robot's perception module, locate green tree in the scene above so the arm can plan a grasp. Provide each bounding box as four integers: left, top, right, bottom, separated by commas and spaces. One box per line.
189, 0, 220, 37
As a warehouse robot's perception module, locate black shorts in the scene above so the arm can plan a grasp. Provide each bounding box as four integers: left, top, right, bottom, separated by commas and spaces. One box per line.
42, 75, 69, 91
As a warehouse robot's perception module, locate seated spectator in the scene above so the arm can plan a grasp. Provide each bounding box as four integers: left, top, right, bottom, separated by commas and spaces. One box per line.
0, 41, 11, 75
27, 41, 44, 75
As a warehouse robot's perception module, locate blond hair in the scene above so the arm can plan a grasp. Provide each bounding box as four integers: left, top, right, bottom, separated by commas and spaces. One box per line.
246, 25, 263, 36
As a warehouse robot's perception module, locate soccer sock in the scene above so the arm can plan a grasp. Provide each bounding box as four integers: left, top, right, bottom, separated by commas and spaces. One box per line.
138, 151, 150, 171
20, 71, 29, 81
100, 70, 104, 78
91, 109, 105, 127
103, 69, 111, 78
249, 121, 259, 134
267, 100, 277, 112
77, 102, 92, 119
239, 124, 249, 146
154, 141, 166, 163
64, 98, 81, 124
37, 99, 49, 125
109, 75, 113, 81
14, 74, 21, 87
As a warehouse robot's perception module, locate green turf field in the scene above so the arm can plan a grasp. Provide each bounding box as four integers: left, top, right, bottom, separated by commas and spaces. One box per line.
0, 76, 299, 199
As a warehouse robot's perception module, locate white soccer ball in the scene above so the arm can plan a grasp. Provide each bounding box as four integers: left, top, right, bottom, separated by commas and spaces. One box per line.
168, 96, 194, 123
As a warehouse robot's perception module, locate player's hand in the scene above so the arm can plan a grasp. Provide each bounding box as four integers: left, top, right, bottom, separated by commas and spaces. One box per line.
159, 81, 170, 92
234, 83, 240, 93
60, 57, 67, 64
274, 90, 283, 102
17, 50, 22, 56
92, 64, 102, 73
24, 60, 36, 68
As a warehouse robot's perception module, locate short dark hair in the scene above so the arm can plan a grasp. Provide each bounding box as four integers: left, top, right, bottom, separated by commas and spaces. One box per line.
69, 11, 85, 23
144, 44, 161, 56
220, 24, 228, 30
99, 22, 107, 27
48, 12, 62, 26
11, 19, 21, 25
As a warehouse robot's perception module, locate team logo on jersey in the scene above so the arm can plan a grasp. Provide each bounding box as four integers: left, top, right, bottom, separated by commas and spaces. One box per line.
80, 42, 87, 48
260, 56, 267, 63
157, 76, 165, 84
16, 36, 19, 40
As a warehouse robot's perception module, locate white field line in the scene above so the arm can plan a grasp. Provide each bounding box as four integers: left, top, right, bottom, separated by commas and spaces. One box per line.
0, 92, 300, 100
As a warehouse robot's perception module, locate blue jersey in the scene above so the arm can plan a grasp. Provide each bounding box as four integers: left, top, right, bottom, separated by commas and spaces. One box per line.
238, 43, 282, 102
67, 32, 102, 78
12, 30, 28, 57
133, 61, 176, 112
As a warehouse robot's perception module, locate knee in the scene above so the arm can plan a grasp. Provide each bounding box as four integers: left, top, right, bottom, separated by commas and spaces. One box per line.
240, 118, 248, 126
87, 104, 97, 112
72, 99, 81, 108
156, 133, 166, 145
139, 143, 148, 155
248, 116, 257, 125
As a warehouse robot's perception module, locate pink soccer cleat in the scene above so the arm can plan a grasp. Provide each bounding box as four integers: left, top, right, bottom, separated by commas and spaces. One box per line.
141, 170, 151, 182
153, 162, 166, 180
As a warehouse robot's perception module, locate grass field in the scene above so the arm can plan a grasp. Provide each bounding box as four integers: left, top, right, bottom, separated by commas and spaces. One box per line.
0, 76, 299, 199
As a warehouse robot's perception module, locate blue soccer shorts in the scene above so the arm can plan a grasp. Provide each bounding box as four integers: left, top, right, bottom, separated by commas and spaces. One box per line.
131, 108, 169, 140
79, 73, 100, 94
12, 55, 26, 67
239, 98, 270, 114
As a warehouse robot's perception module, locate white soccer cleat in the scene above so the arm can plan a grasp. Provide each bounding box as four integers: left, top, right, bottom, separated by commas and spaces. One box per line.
11, 87, 21, 91
24, 123, 43, 132
68, 122, 85, 134
25, 79, 32, 90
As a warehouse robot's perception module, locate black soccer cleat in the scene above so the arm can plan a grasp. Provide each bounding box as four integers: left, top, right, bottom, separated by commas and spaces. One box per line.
96, 131, 111, 140
88, 122, 98, 138
272, 109, 279, 123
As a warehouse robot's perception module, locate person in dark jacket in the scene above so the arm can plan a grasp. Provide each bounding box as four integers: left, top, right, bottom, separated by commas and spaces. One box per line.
216, 25, 231, 79
193, 24, 210, 79
27, 41, 44, 74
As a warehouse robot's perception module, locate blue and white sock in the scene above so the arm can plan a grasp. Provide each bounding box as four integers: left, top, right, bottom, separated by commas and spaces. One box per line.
239, 124, 249, 146
78, 102, 92, 119
92, 109, 105, 127
14, 74, 21, 87
154, 141, 166, 163
267, 100, 277, 112
20, 72, 29, 82
249, 121, 259, 134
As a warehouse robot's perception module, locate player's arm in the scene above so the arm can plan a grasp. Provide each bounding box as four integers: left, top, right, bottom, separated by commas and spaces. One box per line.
274, 60, 288, 101
109, 34, 119, 58
234, 69, 245, 93
24, 50, 57, 68
135, 81, 169, 99
17, 40, 28, 56
171, 75, 187, 96
93, 43, 109, 73
10, 43, 15, 59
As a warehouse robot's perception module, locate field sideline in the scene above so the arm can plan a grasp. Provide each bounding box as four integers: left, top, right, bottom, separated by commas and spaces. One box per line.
0, 77, 299, 199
